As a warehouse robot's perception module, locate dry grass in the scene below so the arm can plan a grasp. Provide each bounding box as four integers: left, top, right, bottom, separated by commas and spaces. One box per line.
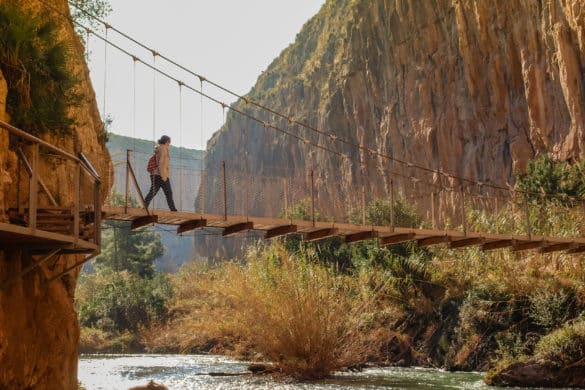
156, 244, 385, 379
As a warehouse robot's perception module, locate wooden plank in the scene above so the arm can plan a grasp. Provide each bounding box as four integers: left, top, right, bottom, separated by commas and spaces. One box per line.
0, 223, 98, 252
304, 228, 338, 242
177, 219, 207, 234
512, 241, 544, 252
378, 233, 415, 246
539, 242, 574, 254
130, 215, 158, 230
449, 237, 483, 249
482, 239, 515, 251
264, 225, 297, 239
345, 230, 378, 243
417, 235, 450, 247
223, 222, 254, 236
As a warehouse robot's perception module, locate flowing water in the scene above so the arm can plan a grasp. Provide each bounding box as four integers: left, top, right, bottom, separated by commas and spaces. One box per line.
78, 354, 572, 390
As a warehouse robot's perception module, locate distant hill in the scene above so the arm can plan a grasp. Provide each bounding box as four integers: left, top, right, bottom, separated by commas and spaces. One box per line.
106, 133, 205, 272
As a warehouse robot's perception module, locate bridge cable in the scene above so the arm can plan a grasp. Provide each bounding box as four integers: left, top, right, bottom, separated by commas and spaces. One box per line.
62, 0, 504, 191
42, 1, 555, 201
38, 0, 584, 207
178, 81, 184, 211
102, 25, 109, 119
47, 2, 584, 205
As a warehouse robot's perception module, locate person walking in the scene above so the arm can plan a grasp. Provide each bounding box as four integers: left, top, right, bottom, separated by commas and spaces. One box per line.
144, 135, 177, 211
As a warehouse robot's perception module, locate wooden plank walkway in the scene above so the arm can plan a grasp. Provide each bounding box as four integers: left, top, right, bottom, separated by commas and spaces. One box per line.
102, 206, 585, 255
0, 222, 99, 254
0, 208, 99, 254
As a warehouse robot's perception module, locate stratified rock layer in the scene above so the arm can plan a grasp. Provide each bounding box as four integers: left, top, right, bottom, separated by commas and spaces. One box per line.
0, 1, 110, 389
204, 0, 585, 219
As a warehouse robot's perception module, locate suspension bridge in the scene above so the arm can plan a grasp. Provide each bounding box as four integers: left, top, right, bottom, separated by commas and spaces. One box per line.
2, 1, 585, 273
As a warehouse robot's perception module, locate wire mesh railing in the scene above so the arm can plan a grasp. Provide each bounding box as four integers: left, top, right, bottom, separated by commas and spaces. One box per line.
106, 150, 585, 242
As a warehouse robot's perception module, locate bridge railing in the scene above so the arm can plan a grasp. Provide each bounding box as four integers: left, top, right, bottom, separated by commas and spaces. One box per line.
109, 151, 585, 241
0, 120, 102, 247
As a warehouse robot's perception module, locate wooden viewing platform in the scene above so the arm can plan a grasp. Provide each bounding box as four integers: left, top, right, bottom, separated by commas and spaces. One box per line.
0, 119, 101, 255
0, 208, 99, 254
103, 206, 585, 255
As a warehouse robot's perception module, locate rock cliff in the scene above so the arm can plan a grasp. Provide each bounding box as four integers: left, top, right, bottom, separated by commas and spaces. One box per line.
204, 0, 585, 220
0, 1, 110, 388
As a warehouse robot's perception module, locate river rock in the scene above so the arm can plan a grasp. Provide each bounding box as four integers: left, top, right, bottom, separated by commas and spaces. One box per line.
487, 359, 585, 388
128, 380, 169, 390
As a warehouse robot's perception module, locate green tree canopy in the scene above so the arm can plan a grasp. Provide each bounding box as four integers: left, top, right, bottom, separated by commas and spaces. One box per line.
516, 155, 585, 201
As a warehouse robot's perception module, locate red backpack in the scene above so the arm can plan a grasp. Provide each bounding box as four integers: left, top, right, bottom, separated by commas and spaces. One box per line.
147, 153, 158, 174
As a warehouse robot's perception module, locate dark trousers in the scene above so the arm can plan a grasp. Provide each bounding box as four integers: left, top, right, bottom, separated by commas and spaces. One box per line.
144, 175, 177, 211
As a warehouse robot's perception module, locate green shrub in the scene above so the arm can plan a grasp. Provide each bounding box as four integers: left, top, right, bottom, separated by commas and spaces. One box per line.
0, 2, 81, 136
528, 287, 578, 329
76, 271, 172, 333
166, 243, 385, 379
534, 318, 585, 366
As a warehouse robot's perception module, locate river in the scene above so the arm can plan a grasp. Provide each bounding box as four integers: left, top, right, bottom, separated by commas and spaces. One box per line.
78, 354, 572, 390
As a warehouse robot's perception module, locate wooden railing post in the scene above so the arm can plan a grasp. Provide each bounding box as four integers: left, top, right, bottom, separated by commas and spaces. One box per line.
283, 178, 288, 220
199, 169, 205, 214
460, 184, 467, 236
73, 161, 80, 243
29, 143, 39, 233
524, 194, 531, 240
125, 149, 131, 213
310, 169, 315, 227
361, 185, 366, 225
389, 178, 395, 231
94, 180, 101, 246
431, 191, 436, 229
222, 161, 227, 221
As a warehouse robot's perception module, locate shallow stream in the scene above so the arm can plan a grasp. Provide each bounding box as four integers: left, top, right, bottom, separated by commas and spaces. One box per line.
78, 354, 573, 390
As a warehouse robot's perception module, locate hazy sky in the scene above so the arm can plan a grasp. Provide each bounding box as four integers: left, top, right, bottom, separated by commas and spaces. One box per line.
86, 1, 326, 150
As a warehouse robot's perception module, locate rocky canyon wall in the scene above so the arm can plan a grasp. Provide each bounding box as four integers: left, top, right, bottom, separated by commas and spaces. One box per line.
203, 0, 585, 223
0, 0, 110, 388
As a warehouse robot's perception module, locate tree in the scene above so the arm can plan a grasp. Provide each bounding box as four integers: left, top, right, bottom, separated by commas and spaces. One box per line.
70, 0, 112, 45
0, 2, 80, 136
516, 154, 585, 202
95, 192, 163, 278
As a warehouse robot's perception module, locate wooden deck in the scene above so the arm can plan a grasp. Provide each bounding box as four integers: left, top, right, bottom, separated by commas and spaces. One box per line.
103, 206, 585, 255
0, 222, 99, 254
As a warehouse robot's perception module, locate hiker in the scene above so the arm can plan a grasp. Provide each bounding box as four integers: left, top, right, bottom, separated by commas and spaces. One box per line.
144, 135, 177, 211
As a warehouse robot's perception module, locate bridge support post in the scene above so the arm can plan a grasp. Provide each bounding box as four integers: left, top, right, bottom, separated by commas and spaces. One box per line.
283, 178, 288, 219
125, 149, 130, 213
310, 169, 315, 227
29, 143, 39, 233
431, 192, 436, 229
361, 185, 366, 225
222, 161, 227, 221
524, 195, 531, 240
460, 185, 467, 236
389, 179, 395, 231
199, 169, 205, 214
73, 161, 80, 243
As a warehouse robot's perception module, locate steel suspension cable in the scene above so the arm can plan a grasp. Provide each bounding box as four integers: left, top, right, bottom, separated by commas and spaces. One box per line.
46, 1, 585, 205
102, 25, 109, 118
178, 82, 184, 211
63, 0, 510, 191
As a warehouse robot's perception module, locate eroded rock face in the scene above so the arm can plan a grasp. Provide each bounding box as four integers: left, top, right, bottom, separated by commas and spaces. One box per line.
0, 1, 110, 389
203, 0, 585, 220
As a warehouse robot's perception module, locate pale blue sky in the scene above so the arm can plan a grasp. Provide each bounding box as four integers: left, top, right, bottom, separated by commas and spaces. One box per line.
87, 1, 326, 150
